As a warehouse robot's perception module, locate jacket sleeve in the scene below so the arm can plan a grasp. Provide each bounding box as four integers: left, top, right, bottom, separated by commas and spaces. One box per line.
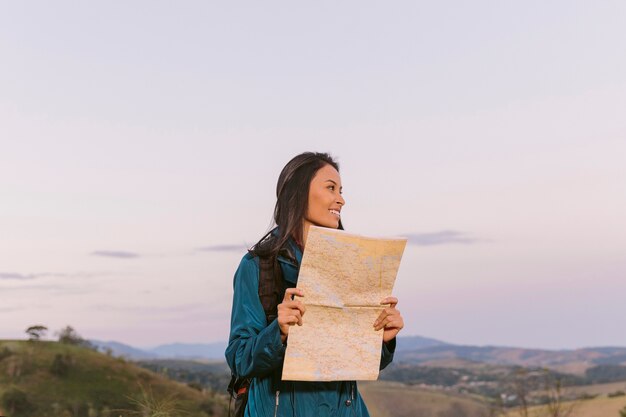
225, 255, 286, 378
379, 337, 396, 370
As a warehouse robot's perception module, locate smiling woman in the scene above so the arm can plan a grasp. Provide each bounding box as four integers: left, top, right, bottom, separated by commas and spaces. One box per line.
224, 152, 404, 417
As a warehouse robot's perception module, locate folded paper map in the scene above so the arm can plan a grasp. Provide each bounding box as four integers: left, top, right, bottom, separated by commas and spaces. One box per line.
282, 226, 407, 381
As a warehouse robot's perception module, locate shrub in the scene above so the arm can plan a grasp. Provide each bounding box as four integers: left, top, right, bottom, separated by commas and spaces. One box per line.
57, 325, 84, 345
187, 381, 203, 391
50, 353, 72, 377
1, 388, 35, 417
0, 346, 13, 361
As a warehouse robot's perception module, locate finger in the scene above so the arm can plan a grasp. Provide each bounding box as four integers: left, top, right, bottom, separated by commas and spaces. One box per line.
279, 308, 303, 322
374, 316, 390, 331
283, 288, 304, 302
280, 314, 300, 326
279, 309, 303, 326
375, 317, 392, 330
383, 320, 404, 331
380, 297, 398, 308
375, 313, 403, 331
373, 310, 390, 327
374, 306, 400, 326
281, 300, 306, 315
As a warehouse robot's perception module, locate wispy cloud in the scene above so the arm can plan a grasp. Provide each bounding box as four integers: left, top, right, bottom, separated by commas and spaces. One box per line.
195, 244, 248, 252
92, 303, 230, 324
0, 306, 23, 312
0, 272, 38, 280
91, 250, 140, 259
0, 283, 91, 295
90, 302, 206, 315
404, 230, 483, 246
0, 271, 107, 281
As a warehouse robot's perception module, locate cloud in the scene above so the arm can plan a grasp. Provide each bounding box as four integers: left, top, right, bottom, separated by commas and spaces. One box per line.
1, 273, 107, 295
196, 244, 248, 252
0, 306, 23, 312
0, 271, 106, 281
404, 230, 483, 246
1, 283, 79, 293
91, 250, 140, 259
0, 272, 37, 280
90, 302, 207, 316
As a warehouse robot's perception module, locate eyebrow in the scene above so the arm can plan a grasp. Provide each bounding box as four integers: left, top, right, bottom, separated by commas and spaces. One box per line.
325, 179, 343, 190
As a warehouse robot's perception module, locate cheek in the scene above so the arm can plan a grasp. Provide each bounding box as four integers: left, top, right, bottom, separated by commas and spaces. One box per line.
307, 190, 327, 217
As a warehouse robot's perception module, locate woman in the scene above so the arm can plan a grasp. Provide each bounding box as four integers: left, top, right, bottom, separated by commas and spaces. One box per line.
225, 152, 404, 417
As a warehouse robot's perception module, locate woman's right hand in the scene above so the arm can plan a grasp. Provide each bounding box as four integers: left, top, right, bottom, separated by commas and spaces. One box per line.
277, 288, 306, 344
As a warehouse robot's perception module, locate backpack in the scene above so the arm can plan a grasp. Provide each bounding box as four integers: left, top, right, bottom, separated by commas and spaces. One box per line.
227, 246, 296, 417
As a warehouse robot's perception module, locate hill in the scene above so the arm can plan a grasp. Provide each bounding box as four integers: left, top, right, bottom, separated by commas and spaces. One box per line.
135, 359, 495, 417
90, 340, 228, 361
91, 336, 626, 376
90, 335, 445, 361
0, 340, 228, 417
396, 344, 626, 374
358, 380, 491, 417
502, 395, 626, 417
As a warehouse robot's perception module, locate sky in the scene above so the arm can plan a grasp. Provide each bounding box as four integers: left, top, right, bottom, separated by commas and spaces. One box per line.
1, 1, 625, 350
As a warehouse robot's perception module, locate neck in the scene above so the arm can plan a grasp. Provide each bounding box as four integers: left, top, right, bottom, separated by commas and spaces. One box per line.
301, 220, 313, 248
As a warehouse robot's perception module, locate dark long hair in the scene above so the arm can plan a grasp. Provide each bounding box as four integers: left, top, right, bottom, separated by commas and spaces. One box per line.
251, 152, 343, 259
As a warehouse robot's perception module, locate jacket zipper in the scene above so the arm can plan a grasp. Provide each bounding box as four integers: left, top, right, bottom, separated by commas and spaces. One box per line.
274, 390, 280, 417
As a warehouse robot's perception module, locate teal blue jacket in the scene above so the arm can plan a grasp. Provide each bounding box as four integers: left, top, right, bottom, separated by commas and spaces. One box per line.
225, 239, 396, 417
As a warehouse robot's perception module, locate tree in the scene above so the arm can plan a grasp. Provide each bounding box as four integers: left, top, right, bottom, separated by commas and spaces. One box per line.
25, 324, 48, 341
56, 325, 96, 350
496, 368, 579, 417
513, 368, 530, 417
55, 325, 94, 349
56, 325, 82, 344
619, 405, 626, 417
542, 371, 577, 417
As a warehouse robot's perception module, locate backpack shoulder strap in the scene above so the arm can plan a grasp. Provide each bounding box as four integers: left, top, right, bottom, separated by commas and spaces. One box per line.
257, 254, 285, 325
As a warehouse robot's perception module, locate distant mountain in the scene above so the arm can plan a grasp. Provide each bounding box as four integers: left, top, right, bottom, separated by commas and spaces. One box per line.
395, 344, 626, 374
90, 340, 227, 360
149, 342, 227, 359
90, 336, 626, 375
395, 335, 450, 351
90, 335, 444, 360
89, 335, 443, 360
91, 339, 156, 360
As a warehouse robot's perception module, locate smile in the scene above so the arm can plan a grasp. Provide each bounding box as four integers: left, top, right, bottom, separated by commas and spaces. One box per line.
329, 210, 340, 217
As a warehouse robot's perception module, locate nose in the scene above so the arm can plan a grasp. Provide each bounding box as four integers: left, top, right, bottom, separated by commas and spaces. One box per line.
337, 193, 346, 206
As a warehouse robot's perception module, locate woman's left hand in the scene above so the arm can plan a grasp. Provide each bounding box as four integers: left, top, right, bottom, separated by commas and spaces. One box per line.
373, 297, 404, 343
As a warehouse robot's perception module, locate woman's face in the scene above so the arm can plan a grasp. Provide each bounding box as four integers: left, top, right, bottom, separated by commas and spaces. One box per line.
304, 164, 345, 230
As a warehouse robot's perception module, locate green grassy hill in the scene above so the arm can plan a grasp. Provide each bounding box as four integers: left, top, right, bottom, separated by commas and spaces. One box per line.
0, 340, 228, 417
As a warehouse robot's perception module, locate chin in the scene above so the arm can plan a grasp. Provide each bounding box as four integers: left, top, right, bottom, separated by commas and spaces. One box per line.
311, 220, 340, 229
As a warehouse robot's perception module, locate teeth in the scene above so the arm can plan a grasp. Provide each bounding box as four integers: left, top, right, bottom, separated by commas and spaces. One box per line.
330, 210, 340, 216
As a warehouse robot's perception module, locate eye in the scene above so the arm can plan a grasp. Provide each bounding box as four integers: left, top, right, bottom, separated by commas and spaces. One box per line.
327, 185, 335, 191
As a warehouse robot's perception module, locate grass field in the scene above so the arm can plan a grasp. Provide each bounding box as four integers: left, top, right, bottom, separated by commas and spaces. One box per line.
360, 379, 626, 417
566, 381, 626, 396
359, 380, 491, 417
503, 395, 626, 417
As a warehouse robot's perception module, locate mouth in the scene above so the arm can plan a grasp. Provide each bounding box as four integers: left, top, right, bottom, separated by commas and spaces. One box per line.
329, 209, 341, 217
